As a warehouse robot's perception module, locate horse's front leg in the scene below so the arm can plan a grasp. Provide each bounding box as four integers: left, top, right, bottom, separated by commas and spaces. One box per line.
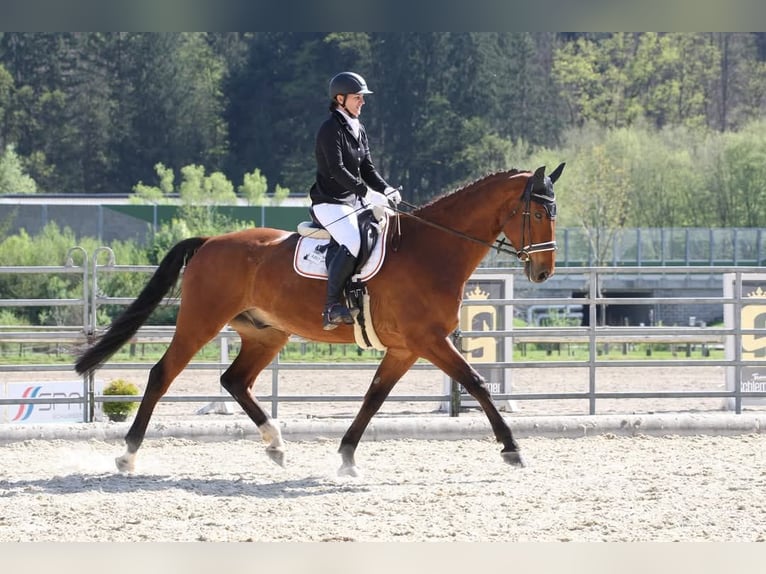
421, 335, 524, 467
338, 348, 417, 476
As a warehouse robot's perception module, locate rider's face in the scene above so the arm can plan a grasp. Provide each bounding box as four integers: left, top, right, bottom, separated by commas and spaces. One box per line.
340, 93, 364, 117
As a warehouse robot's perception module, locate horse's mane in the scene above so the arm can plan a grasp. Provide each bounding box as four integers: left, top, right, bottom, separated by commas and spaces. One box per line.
413, 169, 523, 215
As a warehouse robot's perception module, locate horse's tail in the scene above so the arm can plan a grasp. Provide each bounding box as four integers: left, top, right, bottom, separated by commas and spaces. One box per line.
74, 237, 208, 374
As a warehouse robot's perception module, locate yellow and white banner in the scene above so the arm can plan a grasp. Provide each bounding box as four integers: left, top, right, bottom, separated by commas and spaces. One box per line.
442, 273, 513, 411
724, 273, 766, 407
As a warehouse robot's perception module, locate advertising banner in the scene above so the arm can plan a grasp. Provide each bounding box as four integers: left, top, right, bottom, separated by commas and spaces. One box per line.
724, 273, 766, 408
442, 274, 513, 411
1, 380, 103, 423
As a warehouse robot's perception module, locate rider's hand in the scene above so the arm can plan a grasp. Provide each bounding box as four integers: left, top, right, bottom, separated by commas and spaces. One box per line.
366, 189, 389, 208
384, 186, 402, 205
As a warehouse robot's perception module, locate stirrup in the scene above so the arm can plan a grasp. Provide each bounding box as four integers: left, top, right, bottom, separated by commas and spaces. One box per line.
323, 303, 354, 330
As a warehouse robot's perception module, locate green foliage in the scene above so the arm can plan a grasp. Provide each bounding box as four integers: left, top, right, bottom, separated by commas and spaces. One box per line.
133, 162, 238, 205
712, 121, 766, 227
554, 33, 724, 131
458, 130, 526, 180
179, 164, 237, 205
0, 144, 37, 194
0, 222, 95, 265
272, 184, 290, 206
0, 221, 153, 327
3, 32, 766, 230
133, 163, 174, 203
102, 379, 140, 422
0, 308, 29, 326
0, 209, 16, 245
528, 123, 631, 263
238, 168, 268, 205
324, 33, 372, 60
130, 161, 252, 263
522, 117, 766, 241
0, 63, 11, 115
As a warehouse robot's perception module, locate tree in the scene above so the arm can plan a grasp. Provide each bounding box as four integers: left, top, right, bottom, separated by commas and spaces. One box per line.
616, 124, 699, 228
0, 33, 118, 193
0, 63, 12, 149
113, 33, 229, 193
238, 168, 268, 205
715, 33, 766, 130
633, 33, 720, 130
131, 162, 249, 263
133, 163, 174, 203
709, 122, 766, 227
557, 125, 631, 264
225, 32, 340, 197
0, 143, 36, 194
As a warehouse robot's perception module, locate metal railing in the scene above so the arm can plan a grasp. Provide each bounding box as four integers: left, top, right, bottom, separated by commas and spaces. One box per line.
1, 250, 765, 422
482, 227, 766, 268
461, 267, 766, 415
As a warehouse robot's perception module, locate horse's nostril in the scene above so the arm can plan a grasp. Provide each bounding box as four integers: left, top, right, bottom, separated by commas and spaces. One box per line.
537, 271, 549, 282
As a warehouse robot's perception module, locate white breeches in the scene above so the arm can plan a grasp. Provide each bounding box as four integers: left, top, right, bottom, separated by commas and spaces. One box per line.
312, 198, 363, 257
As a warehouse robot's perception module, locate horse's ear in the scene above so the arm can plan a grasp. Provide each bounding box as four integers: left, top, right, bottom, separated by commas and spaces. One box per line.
549, 162, 566, 184
533, 166, 546, 182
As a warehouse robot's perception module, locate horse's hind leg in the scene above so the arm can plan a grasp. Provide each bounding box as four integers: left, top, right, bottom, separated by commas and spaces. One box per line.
117, 334, 211, 472
338, 348, 417, 476
220, 327, 290, 467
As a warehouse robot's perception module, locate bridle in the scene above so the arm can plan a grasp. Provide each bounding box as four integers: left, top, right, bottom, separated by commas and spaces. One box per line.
505, 175, 558, 261
393, 173, 557, 262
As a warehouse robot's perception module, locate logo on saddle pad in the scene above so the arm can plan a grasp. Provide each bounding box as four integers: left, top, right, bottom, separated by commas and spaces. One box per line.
292, 215, 388, 282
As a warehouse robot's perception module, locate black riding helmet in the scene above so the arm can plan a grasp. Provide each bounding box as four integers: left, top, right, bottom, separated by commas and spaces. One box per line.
329, 72, 373, 99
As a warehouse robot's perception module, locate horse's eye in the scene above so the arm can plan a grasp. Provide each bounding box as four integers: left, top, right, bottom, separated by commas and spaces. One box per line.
534, 212, 543, 220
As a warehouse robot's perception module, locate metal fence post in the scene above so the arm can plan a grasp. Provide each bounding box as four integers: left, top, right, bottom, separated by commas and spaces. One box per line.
66, 247, 90, 422
449, 330, 462, 417
588, 268, 598, 415
733, 271, 743, 414
272, 353, 280, 419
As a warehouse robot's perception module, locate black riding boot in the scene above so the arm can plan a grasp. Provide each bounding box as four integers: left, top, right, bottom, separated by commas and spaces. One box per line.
323, 245, 358, 330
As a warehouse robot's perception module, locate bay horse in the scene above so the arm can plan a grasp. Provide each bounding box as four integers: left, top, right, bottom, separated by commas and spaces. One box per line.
75, 163, 564, 475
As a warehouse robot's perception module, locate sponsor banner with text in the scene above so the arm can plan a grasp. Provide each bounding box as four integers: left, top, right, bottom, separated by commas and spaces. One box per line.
724, 273, 766, 407
1, 380, 103, 423
442, 274, 513, 411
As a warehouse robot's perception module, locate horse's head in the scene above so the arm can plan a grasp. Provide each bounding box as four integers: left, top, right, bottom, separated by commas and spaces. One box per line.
504, 163, 564, 283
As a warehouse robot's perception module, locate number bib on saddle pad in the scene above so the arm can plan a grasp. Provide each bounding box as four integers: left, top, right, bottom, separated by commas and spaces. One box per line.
292, 210, 390, 351
292, 213, 389, 282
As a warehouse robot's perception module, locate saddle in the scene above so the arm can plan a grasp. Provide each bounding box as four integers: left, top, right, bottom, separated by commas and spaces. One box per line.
293, 206, 390, 350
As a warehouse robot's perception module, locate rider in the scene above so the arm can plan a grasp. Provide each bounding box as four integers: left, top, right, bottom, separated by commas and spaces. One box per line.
309, 71, 401, 330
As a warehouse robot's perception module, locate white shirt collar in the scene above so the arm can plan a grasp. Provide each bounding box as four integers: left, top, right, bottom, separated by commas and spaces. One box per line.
336, 107, 361, 139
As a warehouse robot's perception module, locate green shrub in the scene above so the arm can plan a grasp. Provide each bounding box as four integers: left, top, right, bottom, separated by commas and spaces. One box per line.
102, 379, 140, 422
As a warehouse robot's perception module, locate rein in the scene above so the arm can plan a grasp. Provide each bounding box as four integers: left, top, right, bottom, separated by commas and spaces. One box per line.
393, 177, 557, 261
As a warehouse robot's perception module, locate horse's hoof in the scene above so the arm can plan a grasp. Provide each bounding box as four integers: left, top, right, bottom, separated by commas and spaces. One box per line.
266, 447, 285, 468
337, 464, 360, 477
115, 454, 135, 473
501, 450, 525, 468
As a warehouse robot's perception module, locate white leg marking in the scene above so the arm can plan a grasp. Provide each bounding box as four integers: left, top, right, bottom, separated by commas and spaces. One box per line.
115, 449, 136, 473
259, 420, 286, 467
258, 420, 284, 451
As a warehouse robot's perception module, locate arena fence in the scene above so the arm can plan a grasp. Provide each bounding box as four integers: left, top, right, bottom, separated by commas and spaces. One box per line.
1, 247, 765, 423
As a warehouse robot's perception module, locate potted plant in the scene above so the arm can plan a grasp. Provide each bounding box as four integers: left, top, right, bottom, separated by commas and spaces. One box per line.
102, 379, 140, 422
